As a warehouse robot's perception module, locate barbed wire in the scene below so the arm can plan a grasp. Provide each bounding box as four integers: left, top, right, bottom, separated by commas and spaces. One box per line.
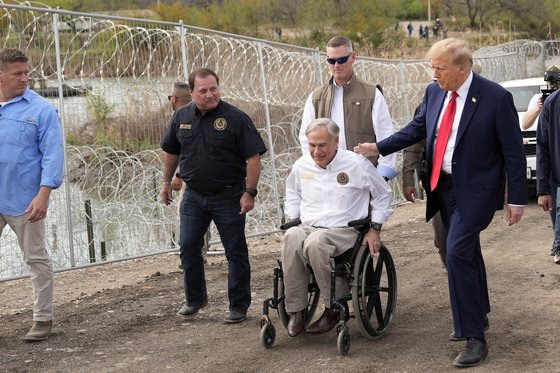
0, 1, 554, 279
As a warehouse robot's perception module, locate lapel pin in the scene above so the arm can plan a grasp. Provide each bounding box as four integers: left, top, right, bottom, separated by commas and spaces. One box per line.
471, 97, 477, 103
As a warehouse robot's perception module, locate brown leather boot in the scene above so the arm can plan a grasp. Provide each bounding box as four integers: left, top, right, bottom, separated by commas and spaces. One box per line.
287, 310, 306, 337
305, 308, 339, 334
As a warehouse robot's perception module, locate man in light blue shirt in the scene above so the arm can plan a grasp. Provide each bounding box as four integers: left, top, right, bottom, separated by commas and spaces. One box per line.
0, 48, 64, 341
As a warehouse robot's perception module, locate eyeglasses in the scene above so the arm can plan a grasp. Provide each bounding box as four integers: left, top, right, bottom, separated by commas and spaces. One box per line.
326, 54, 352, 65
168, 95, 190, 100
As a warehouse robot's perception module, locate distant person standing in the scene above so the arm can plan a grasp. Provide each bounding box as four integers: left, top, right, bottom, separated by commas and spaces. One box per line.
0, 48, 64, 341
407, 22, 413, 37
419, 24, 423, 38
160, 68, 267, 324
433, 18, 442, 39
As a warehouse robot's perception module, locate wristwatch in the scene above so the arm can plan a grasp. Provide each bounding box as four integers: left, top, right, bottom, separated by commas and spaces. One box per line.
244, 188, 258, 197
370, 222, 382, 231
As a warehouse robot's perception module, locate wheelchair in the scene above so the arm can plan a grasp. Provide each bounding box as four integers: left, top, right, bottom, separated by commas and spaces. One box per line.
260, 218, 397, 355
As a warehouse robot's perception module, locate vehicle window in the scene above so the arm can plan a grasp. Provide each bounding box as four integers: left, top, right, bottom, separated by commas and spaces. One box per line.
504, 86, 541, 112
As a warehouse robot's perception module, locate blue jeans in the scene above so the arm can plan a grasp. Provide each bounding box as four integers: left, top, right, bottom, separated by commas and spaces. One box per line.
179, 181, 251, 313
553, 185, 560, 248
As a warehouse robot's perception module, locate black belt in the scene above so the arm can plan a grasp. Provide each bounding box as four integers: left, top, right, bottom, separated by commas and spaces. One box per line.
187, 179, 246, 196
187, 184, 233, 196
439, 171, 453, 181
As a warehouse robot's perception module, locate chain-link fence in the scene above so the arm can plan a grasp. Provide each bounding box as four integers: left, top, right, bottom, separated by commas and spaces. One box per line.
0, 1, 555, 280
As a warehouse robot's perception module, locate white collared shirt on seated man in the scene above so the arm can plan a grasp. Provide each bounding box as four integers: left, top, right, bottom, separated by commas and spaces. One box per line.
284, 149, 393, 227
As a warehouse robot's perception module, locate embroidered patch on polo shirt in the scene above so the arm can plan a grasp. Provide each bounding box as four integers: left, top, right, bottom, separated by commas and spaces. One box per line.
214, 118, 227, 130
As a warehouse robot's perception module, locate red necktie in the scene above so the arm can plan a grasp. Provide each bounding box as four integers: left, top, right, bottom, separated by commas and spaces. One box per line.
430, 91, 458, 191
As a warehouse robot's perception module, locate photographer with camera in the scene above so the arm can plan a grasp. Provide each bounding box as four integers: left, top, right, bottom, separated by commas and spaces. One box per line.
522, 65, 560, 130
525, 66, 560, 262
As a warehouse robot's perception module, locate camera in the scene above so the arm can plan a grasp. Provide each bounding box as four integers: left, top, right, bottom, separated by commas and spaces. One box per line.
541, 69, 560, 103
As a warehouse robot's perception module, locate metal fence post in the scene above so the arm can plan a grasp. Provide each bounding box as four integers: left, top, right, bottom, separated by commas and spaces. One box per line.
312, 47, 322, 86
358, 59, 366, 77
257, 42, 282, 227
179, 20, 189, 80
53, 12, 76, 267
541, 40, 547, 75
85, 200, 95, 263
397, 59, 411, 121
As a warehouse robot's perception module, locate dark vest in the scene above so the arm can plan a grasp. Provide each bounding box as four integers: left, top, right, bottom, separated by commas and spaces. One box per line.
311, 73, 379, 165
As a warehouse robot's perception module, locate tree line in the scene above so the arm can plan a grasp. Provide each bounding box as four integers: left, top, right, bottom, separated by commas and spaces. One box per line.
39, 0, 560, 54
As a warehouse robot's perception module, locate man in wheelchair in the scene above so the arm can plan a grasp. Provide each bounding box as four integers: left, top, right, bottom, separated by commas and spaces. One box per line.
282, 118, 393, 337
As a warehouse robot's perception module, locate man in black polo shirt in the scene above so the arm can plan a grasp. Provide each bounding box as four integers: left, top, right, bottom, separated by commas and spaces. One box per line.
160, 68, 267, 324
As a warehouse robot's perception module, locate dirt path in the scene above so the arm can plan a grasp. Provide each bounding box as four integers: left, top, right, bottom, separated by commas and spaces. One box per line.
1, 198, 559, 372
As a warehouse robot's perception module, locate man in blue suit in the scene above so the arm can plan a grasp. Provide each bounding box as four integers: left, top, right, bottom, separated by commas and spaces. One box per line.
355, 38, 527, 368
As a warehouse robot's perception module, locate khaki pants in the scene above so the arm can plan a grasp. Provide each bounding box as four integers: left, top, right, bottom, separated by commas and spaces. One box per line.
0, 213, 53, 321
281, 226, 358, 313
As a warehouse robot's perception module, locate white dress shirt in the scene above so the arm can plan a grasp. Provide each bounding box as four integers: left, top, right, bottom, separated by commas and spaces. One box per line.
299, 83, 398, 179
435, 72, 473, 174
285, 149, 393, 227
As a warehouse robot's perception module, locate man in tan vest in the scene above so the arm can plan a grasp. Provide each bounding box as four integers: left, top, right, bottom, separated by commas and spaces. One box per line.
299, 36, 397, 179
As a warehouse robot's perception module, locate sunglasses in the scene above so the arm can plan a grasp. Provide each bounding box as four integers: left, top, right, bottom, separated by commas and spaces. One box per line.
326, 54, 352, 65
168, 95, 190, 100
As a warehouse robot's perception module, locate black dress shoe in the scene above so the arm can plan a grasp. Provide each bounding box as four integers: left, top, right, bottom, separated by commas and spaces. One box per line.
223, 310, 246, 324
453, 338, 488, 367
305, 308, 339, 334
287, 310, 306, 337
449, 316, 489, 341
177, 298, 208, 316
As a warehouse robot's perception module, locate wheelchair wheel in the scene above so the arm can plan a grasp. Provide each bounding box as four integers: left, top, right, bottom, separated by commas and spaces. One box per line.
276, 271, 321, 329
336, 323, 351, 355
260, 322, 276, 348
351, 244, 397, 339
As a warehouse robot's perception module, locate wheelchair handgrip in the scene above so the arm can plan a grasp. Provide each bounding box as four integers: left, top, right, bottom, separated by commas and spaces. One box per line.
280, 218, 302, 230
348, 218, 371, 228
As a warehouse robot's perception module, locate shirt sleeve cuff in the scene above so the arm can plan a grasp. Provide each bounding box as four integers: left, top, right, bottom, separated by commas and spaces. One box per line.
377, 164, 398, 180
41, 178, 63, 189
